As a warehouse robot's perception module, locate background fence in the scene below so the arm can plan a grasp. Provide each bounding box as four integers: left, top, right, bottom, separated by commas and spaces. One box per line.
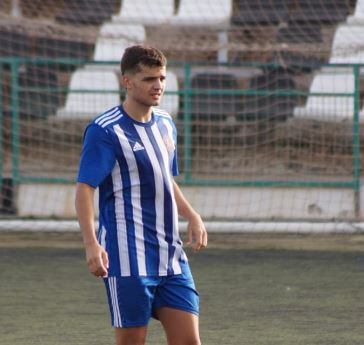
0, 58, 363, 223
1, 0, 364, 227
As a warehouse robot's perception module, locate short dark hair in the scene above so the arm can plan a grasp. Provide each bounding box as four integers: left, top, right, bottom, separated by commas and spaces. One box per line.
121, 45, 167, 75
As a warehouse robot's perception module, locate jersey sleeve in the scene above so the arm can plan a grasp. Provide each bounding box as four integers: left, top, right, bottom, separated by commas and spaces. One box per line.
77, 123, 116, 188
171, 120, 179, 176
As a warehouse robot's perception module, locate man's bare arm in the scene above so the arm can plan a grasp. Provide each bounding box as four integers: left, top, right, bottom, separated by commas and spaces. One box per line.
173, 180, 207, 251
75, 182, 109, 277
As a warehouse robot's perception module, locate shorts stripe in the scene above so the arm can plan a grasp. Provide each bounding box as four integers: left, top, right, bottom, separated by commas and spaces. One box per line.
103, 262, 198, 328
109, 277, 122, 327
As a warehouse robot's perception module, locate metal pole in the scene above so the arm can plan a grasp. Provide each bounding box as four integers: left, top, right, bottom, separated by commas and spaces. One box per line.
353, 64, 361, 218
183, 63, 192, 184
10, 59, 20, 185
0, 62, 3, 191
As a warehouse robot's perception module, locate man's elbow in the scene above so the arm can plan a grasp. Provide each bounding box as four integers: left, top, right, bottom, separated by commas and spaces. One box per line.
75, 183, 95, 210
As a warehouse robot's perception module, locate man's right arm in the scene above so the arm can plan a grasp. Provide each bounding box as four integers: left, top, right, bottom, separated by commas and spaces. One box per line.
75, 182, 109, 278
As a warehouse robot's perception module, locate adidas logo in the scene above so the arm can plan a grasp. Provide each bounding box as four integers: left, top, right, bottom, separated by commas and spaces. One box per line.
133, 142, 145, 152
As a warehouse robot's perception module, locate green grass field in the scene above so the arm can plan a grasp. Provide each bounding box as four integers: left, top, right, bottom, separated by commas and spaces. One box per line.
1, 232, 364, 345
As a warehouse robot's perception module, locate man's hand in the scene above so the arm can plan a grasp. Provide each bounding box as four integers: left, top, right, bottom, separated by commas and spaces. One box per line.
85, 242, 109, 278
187, 214, 208, 252
75, 183, 108, 277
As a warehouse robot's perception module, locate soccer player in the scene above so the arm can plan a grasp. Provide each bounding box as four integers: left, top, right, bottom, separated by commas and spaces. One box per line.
75, 45, 207, 345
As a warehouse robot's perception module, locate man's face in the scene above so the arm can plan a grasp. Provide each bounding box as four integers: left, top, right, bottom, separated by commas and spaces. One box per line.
123, 64, 166, 107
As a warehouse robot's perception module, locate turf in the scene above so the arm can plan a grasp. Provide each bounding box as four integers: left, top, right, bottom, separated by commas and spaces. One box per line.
1, 232, 364, 344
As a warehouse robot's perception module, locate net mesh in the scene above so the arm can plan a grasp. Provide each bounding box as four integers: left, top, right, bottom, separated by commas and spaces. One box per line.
0, 0, 363, 228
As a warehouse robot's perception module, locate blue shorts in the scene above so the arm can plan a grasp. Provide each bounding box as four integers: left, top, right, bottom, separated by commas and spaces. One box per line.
103, 262, 199, 328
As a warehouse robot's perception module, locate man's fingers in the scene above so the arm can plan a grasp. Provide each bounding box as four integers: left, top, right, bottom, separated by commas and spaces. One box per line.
98, 255, 108, 277
102, 250, 109, 269
193, 231, 203, 251
95, 263, 108, 277
88, 256, 108, 277
197, 230, 208, 251
187, 218, 207, 252
202, 230, 208, 247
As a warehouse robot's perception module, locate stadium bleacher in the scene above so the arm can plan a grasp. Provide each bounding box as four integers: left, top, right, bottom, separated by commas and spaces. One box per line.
329, 24, 364, 64
276, 23, 323, 43
0, 0, 357, 123
171, 0, 232, 27
0, 29, 33, 57
288, 0, 350, 23
56, 21, 145, 119
170, 0, 232, 63
55, 67, 120, 119
56, 0, 119, 25
269, 51, 325, 74
18, 65, 60, 118
293, 8, 364, 122
241, 68, 298, 121
0, 0, 358, 122
0, 0, 363, 223
92, 23, 146, 62
293, 69, 355, 121
191, 72, 241, 122
23, 1, 350, 68
347, 0, 364, 24
231, 0, 290, 25
36, 36, 93, 60
0, 4, 360, 150
112, 0, 174, 25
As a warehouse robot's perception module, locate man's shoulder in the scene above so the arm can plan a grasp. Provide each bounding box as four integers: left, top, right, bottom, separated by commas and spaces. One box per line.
153, 107, 174, 121
92, 106, 123, 129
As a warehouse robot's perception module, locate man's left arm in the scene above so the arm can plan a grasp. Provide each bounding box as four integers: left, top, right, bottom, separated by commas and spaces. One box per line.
173, 180, 207, 251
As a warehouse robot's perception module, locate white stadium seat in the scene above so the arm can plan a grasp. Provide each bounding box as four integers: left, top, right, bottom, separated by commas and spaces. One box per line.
329, 25, 364, 64
293, 69, 356, 121
57, 22, 145, 119
346, 0, 364, 25
93, 23, 145, 62
56, 67, 120, 119
170, 0, 232, 27
113, 0, 174, 25
159, 71, 179, 116
293, 21, 364, 122
170, 0, 233, 63
57, 69, 179, 120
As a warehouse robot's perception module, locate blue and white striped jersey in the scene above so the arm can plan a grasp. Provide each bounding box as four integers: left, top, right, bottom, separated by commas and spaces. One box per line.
78, 105, 187, 277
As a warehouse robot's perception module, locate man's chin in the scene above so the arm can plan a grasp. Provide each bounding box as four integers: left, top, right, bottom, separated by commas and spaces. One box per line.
140, 99, 161, 107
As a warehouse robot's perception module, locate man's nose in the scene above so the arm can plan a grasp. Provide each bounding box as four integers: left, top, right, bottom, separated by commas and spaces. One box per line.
153, 79, 163, 89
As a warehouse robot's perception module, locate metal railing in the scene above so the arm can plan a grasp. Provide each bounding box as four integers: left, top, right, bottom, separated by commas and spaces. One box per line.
0, 58, 361, 215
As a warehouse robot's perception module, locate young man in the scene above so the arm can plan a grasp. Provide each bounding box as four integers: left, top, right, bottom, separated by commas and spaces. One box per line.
75, 45, 207, 345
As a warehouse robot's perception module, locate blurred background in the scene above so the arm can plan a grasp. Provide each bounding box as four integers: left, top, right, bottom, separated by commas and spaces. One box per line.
2, 2, 364, 345
0, 0, 363, 230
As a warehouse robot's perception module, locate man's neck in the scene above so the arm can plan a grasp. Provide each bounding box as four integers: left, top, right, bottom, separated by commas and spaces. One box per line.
123, 100, 152, 123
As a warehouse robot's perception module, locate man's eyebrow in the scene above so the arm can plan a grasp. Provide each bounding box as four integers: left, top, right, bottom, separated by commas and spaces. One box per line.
142, 75, 166, 80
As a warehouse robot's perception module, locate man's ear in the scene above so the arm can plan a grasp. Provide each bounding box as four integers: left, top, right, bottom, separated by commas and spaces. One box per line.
122, 75, 131, 89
